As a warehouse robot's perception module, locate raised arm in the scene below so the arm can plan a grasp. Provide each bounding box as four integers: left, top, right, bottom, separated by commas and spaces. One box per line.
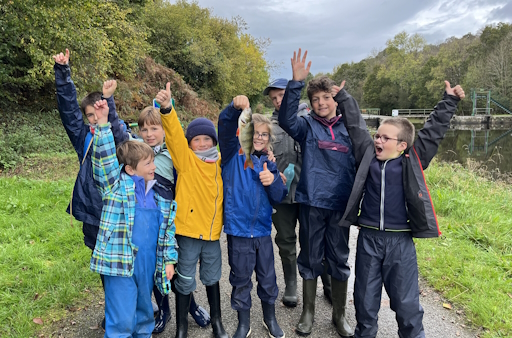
53, 49, 88, 160
413, 81, 464, 169
91, 100, 120, 196
103, 80, 130, 145
218, 95, 250, 165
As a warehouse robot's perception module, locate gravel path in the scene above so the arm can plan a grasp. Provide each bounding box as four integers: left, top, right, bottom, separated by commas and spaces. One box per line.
45, 227, 480, 338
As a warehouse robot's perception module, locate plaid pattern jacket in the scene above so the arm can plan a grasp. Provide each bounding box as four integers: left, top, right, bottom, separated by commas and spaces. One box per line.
90, 124, 177, 295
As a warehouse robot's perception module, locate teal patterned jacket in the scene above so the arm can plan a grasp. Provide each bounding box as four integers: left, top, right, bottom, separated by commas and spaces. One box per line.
90, 123, 178, 295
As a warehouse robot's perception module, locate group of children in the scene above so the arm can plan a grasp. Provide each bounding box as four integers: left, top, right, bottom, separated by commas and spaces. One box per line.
54, 46, 465, 338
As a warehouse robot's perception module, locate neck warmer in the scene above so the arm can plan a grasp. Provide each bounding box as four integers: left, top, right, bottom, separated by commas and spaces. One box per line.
193, 146, 219, 163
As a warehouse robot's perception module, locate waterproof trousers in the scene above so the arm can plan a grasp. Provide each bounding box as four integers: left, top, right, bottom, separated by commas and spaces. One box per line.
272, 203, 299, 265
297, 205, 351, 281
103, 206, 162, 338
354, 227, 425, 338
227, 235, 279, 311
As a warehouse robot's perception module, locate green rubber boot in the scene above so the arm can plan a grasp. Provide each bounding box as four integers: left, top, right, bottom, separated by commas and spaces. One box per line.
331, 278, 354, 338
296, 278, 317, 336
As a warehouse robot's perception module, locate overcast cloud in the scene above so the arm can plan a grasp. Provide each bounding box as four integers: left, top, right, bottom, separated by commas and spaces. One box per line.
178, 0, 512, 80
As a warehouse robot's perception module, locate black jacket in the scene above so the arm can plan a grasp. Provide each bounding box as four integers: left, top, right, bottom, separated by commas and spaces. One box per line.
338, 91, 460, 238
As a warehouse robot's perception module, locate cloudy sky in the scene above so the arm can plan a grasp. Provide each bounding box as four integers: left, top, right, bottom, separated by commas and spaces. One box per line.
180, 0, 512, 80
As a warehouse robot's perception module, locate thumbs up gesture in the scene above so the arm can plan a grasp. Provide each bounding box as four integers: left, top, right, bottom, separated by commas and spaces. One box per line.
259, 162, 274, 186
156, 82, 173, 109
445, 81, 465, 100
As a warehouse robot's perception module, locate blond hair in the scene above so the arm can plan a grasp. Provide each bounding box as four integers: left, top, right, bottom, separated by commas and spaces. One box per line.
116, 140, 154, 170
252, 113, 275, 152
138, 106, 162, 128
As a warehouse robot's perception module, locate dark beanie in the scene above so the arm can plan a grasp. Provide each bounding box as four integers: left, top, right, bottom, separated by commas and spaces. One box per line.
185, 118, 218, 145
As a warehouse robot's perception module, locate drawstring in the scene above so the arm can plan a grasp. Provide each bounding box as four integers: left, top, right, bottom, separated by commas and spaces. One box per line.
69, 136, 94, 227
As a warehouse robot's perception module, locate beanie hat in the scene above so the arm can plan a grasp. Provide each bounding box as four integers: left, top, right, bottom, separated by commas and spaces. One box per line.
185, 118, 218, 145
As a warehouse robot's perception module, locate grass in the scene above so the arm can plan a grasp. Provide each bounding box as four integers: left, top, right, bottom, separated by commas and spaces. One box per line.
417, 160, 512, 337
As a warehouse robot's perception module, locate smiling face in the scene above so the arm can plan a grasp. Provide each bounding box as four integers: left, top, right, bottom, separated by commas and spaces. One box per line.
253, 123, 270, 152
84, 105, 97, 125
268, 88, 285, 112
310, 90, 337, 119
126, 155, 156, 183
189, 135, 214, 151
374, 124, 407, 161
139, 123, 165, 147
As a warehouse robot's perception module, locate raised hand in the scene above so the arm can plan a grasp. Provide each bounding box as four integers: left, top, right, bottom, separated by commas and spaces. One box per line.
155, 82, 172, 109
93, 99, 109, 125
165, 264, 175, 281
445, 81, 465, 100
233, 95, 250, 110
52, 48, 70, 65
291, 48, 311, 82
331, 80, 346, 97
102, 80, 117, 99
267, 149, 276, 162
259, 162, 274, 186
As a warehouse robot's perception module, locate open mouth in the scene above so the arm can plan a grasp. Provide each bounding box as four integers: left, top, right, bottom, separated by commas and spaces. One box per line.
375, 145, 383, 156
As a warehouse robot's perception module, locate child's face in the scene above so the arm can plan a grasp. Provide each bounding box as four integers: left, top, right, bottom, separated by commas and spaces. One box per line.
253, 123, 270, 152
310, 90, 337, 119
85, 105, 98, 125
140, 123, 165, 147
374, 124, 407, 161
129, 155, 156, 182
268, 88, 285, 112
189, 135, 214, 151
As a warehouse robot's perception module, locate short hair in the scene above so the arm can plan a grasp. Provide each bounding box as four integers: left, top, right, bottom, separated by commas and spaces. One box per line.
116, 140, 154, 170
80, 92, 102, 113
307, 76, 335, 102
252, 113, 275, 152
138, 106, 162, 128
380, 118, 415, 148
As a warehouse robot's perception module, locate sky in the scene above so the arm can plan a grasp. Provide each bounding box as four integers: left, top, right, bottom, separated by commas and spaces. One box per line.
177, 0, 512, 80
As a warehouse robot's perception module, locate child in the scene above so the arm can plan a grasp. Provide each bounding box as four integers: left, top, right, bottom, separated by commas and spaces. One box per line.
137, 107, 211, 334
278, 49, 356, 337
155, 83, 228, 338
338, 81, 465, 338
218, 95, 287, 338
90, 99, 177, 337
53, 49, 130, 329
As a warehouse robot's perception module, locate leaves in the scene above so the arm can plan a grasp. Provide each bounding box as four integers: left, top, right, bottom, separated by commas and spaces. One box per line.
33, 317, 43, 325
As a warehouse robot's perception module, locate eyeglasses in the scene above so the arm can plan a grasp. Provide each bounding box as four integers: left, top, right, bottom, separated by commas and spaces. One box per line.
373, 134, 400, 143
254, 132, 270, 140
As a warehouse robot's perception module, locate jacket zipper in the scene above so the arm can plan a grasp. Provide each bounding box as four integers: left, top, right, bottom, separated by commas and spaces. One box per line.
209, 164, 219, 240
379, 160, 390, 231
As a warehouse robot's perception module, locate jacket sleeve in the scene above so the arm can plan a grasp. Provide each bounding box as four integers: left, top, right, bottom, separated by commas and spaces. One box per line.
413, 93, 460, 169
278, 80, 308, 142
106, 95, 130, 145
54, 63, 88, 161
161, 107, 192, 173
218, 102, 242, 165
92, 123, 121, 197
336, 89, 374, 166
264, 160, 288, 206
164, 201, 178, 265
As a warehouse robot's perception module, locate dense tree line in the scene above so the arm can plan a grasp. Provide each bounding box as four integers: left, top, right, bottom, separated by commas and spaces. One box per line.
321, 23, 512, 115
0, 0, 269, 108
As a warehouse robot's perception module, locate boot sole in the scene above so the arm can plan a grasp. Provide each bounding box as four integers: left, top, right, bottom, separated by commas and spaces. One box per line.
282, 299, 297, 308
295, 328, 311, 337
262, 320, 285, 338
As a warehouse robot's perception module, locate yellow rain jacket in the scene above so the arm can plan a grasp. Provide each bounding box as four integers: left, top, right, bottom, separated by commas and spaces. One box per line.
161, 108, 223, 241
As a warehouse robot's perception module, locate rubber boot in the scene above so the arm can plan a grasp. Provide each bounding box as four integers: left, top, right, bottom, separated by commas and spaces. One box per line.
153, 285, 171, 334
233, 310, 251, 338
262, 301, 285, 338
190, 293, 210, 327
331, 278, 354, 338
281, 261, 297, 308
206, 283, 229, 338
296, 278, 317, 336
175, 292, 191, 338
320, 261, 332, 305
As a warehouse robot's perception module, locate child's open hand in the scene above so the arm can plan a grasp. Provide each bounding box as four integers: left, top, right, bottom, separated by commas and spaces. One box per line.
93, 100, 109, 125
445, 81, 465, 100
52, 49, 70, 65
103, 80, 117, 99
331, 80, 346, 97
165, 264, 175, 281
259, 162, 274, 186
233, 95, 250, 110
155, 82, 172, 109
291, 48, 311, 82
